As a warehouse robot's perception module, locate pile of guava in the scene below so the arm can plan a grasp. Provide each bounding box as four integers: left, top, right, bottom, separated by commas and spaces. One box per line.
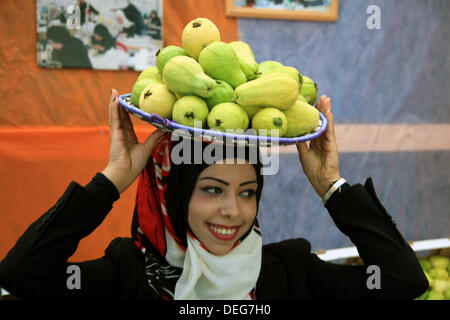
416, 254, 450, 300
130, 17, 320, 138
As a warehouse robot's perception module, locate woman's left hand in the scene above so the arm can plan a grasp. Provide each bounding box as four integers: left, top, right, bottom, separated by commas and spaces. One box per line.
296, 95, 341, 199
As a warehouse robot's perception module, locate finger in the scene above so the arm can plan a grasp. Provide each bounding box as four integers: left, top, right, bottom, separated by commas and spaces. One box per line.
296, 141, 310, 160
142, 129, 166, 156
323, 98, 335, 138
121, 108, 139, 144
110, 90, 121, 131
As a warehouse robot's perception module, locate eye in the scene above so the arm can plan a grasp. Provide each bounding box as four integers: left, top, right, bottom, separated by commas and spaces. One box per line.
201, 186, 222, 195
240, 189, 256, 199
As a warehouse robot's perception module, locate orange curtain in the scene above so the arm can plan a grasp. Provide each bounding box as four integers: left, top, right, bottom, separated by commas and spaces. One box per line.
0, 0, 238, 261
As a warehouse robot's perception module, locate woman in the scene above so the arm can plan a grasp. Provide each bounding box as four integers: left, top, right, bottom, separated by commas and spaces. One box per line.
111, 9, 137, 38
0, 90, 427, 299
46, 26, 92, 69
91, 24, 116, 54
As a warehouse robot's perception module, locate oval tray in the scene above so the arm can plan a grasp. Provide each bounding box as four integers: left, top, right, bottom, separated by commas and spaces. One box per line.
118, 93, 327, 147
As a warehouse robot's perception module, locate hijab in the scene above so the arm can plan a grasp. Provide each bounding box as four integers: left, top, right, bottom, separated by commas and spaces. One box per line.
131, 133, 264, 299
92, 24, 116, 53
46, 26, 92, 69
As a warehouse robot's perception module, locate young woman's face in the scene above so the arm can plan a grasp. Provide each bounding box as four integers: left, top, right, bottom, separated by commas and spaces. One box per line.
188, 160, 258, 256
94, 33, 102, 41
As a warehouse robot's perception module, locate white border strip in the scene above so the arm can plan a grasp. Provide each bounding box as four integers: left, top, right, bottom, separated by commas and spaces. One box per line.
316, 237, 450, 261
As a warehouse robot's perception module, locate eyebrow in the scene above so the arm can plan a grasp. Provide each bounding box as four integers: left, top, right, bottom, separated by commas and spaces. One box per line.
199, 177, 258, 186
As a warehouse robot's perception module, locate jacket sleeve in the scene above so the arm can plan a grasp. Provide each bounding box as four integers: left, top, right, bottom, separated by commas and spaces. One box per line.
304, 177, 428, 299
0, 173, 120, 299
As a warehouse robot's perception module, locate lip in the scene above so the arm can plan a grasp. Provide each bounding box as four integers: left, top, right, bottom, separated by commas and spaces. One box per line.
206, 223, 240, 241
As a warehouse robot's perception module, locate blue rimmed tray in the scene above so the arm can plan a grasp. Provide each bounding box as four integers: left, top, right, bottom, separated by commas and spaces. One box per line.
118, 93, 327, 147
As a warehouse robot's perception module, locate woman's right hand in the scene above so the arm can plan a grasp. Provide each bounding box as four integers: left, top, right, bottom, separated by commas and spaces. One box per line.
101, 89, 165, 194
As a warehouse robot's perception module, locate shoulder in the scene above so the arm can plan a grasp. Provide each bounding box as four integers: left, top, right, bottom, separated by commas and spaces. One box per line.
105, 237, 144, 264
263, 238, 312, 259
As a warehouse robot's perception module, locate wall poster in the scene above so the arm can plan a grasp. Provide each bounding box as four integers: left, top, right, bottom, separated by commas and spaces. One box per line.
37, 0, 163, 70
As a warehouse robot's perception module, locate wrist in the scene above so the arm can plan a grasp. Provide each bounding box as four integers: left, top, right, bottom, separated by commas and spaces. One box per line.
322, 177, 346, 205
101, 166, 126, 194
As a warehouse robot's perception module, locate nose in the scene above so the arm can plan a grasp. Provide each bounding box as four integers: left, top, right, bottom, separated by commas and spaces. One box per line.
219, 193, 240, 218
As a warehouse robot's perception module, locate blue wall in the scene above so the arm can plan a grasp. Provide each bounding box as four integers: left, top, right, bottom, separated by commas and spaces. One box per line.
238, 0, 450, 250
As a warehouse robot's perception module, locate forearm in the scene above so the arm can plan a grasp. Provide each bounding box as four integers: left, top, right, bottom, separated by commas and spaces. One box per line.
0, 173, 119, 297
324, 178, 428, 297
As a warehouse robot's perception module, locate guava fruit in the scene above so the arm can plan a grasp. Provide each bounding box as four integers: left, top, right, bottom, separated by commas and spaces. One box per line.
416, 290, 429, 300
138, 83, 176, 119
207, 102, 249, 132
257, 61, 302, 87
198, 41, 247, 89
430, 255, 450, 270
418, 258, 432, 272
204, 80, 236, 110
282, 100, 320, 137
282, 66, 303, 89
251, 107, 288, 137
240, 104, 263, 120
156, 45, 188, 74
427, 290, 445, 300
258, 60, 284, 75
429, 268, 449, 280
444, 287, 450, 299
131, 66, 162, 106
137, 66, 162, 81
182, 18, 220, 60
172, 95, 209, 128
235, 72, 299, 110
228, 41, 259, 81
298, 94, 308, 103
300, 75, 318, 105
162, 55, 217, 98
424, 271, 434, 287
431, 279, 450, 293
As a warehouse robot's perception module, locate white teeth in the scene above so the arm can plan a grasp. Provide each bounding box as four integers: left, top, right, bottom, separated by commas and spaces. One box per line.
210, 225, 236, 236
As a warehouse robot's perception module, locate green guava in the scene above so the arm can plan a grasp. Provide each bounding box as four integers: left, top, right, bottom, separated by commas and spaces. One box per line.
430, 255, 450, 270
204, 80, 236, 110
429, 268, 449, 280
240, 104, 263, 120
131, 66, 162, 106
282, 100, 320, 137
300, 75, 318, 105
207, 103, 249, 132
418, 258, 432, 272
251, 108, 288, 137
427, 290, 445, 300
172, 95, 209, 128
156, 45, 188, 74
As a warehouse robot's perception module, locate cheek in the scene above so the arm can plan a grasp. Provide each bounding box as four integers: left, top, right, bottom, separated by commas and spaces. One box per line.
242, 200, 257, 222
188, 192, 216, 227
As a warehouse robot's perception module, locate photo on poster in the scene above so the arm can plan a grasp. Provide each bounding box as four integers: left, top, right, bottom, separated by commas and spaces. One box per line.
36, 0, 163, 70
235, 0, 332, 11
226, 0, 338, 21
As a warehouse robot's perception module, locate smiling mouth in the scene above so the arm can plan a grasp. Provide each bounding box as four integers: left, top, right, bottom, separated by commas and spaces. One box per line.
206, 223, 240, 241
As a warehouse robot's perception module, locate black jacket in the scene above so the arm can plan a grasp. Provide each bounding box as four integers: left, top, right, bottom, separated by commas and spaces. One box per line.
0, 174, 427, 300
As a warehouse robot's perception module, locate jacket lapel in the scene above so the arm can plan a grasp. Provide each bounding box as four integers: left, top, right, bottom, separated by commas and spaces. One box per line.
255, 247, 289, 299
